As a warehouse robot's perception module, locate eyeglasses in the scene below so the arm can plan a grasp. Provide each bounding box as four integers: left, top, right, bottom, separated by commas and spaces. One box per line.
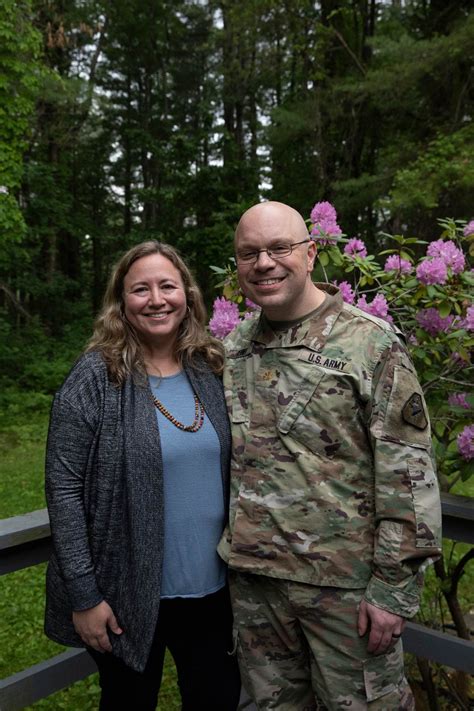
235, 239, 311, 264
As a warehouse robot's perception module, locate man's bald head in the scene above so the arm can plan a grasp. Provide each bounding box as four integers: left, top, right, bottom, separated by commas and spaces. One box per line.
235, 201, 309, 246
233, 200, 323, 320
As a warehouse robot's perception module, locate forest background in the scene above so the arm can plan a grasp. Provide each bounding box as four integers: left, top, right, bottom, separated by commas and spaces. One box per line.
0, 0, 473, 709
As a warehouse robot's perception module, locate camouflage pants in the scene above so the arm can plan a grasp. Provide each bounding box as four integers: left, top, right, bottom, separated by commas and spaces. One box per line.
229, 572, 415, 711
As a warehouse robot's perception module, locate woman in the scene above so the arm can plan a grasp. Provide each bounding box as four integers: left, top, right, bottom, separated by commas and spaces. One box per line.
45, 241, 241, 710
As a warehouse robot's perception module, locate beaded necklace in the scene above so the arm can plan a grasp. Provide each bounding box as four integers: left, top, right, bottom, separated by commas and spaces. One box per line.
151, 392, 205, 432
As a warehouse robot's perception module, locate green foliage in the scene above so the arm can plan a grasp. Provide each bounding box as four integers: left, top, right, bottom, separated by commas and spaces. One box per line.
0, 311, 90, 395
0, 0, 41, 245
390, 125, 474, 213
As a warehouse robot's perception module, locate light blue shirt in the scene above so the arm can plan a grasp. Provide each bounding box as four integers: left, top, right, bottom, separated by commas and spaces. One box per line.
149, 372, 226, 598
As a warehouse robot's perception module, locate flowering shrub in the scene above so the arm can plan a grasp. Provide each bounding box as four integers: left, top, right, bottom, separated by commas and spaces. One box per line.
309, 201, 342, 245
208, 297, 241, 340
384, 255, 413, 274
458, 424, 474, 461
344, 238, 368, 259
209, 203, 473, 482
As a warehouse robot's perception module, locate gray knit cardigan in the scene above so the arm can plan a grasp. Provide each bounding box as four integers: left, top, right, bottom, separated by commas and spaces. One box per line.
44, 350, 231, 672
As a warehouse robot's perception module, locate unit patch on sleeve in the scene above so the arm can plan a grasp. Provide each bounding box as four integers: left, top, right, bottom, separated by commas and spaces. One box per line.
402, 393, 428, 430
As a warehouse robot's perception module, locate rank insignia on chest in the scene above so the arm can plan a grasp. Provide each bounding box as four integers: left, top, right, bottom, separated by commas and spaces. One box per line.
402, 392, 428, 430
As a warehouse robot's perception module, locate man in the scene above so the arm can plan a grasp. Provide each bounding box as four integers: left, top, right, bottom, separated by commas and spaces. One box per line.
218, 201, 442, 710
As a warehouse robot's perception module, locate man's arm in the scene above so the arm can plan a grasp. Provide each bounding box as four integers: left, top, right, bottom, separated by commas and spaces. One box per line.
362, 339, 442, 649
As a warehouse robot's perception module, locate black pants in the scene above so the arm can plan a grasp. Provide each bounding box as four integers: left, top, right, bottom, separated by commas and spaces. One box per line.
88, 586, 241, 711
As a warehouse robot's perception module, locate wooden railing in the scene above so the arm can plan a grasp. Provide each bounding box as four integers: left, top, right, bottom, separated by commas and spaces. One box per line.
1, 493, 473, 710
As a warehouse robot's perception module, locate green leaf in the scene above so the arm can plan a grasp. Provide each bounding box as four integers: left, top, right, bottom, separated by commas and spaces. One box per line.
434, 421, 446, 438
318, 251, 329, 267
438, 301, 452, 317
446, 329, 466, 339
460, 461, 473, 482
328, 247, 343, 266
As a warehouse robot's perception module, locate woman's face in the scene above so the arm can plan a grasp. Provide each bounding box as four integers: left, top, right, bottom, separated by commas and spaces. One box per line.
123, 253, 187, 348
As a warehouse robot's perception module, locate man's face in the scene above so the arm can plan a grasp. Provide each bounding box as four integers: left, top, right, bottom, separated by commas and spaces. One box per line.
235, 207, 317, 321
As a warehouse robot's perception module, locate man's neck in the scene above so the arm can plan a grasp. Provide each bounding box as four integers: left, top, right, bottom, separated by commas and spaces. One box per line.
263, 284, 325, 322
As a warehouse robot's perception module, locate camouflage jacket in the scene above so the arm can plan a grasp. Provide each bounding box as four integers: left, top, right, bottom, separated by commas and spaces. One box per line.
218, 284, 442, 617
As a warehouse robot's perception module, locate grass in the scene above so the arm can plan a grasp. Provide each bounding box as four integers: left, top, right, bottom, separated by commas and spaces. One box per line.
0, 410, 180, 709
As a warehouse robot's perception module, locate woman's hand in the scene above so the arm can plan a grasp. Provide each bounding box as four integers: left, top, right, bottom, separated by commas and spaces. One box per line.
73, 600, 123, 653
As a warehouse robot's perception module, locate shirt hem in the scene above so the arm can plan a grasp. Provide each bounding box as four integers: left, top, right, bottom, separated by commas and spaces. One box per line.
160, 580, 226, 599
227, 559, 371, 589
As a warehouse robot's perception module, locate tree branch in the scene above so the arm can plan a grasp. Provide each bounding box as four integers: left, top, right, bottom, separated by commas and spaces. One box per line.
331, 28, 366, 76
0, 282, 31, 319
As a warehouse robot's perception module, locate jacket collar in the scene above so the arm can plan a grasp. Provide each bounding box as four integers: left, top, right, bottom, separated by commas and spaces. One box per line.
249, 283, 343, 352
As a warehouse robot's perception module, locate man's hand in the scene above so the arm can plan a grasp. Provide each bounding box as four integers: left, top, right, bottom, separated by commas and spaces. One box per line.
73, 600, 123, 653
358, 599, 405, 655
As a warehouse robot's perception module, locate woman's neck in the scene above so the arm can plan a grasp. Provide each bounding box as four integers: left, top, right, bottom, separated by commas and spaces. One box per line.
142, 343, 181, 377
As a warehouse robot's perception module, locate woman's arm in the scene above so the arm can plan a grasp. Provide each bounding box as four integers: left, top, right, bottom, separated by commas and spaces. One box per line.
45, 392, 104, 610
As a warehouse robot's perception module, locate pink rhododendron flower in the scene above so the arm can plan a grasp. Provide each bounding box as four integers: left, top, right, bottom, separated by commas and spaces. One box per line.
416, 257, 448, 285
310, 221, 342, 245
310, 201, 337, 224
356, 294, 392, 322
463, 220, 474, 237
334, 280, 355, 304
310, 201, 342, 246
448, 393, 471, 409
384, 255, 413, 274
209, 297, 240, 339
460, 304, 474, 331
415, 308, 453, 336
344, 238, 367, 259
457, 424, 474, 461
426, 240, 465, 274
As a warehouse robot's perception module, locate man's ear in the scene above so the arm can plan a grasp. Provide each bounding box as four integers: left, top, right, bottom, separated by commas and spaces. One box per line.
307, 239, 317, 271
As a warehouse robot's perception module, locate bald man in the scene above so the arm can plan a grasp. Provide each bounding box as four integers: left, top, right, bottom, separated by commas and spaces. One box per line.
218, 202, 441, 710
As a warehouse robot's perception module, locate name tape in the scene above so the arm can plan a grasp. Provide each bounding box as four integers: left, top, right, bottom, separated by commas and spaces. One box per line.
298, 351, 352, 373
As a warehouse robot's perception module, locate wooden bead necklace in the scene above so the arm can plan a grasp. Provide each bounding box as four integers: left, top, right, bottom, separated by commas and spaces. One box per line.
151, 393, 205, 432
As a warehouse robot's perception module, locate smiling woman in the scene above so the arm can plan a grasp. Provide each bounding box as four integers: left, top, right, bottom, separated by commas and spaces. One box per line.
123, 253, 188, 375
43, 241, 241, 711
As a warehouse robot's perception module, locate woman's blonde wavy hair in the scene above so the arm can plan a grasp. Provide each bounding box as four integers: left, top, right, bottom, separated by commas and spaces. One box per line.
86, 241, 224, 383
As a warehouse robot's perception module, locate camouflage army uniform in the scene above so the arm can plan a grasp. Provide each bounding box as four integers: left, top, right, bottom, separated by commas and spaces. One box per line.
218, 284, 442, 710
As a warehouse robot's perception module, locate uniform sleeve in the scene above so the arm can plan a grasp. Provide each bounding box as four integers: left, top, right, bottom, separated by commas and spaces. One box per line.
364, 338, 442, 618
45, 390, 104, 611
